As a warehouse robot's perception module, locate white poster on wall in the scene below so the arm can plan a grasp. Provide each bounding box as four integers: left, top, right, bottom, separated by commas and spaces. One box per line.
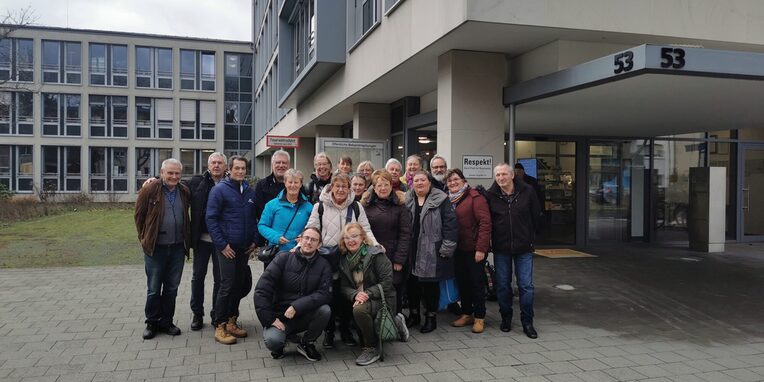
462, 155, 493, 179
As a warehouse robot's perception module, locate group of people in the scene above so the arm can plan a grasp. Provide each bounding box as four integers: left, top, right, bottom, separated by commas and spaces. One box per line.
134, 149, 542, 367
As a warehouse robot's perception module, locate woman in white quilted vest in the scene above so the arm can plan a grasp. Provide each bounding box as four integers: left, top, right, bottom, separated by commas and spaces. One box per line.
306, 173, 378, 348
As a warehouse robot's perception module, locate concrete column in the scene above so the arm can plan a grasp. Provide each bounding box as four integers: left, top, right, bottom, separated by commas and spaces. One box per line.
437, 50, 506, 187
294, 137, 315, 175
353, 103, 391, 140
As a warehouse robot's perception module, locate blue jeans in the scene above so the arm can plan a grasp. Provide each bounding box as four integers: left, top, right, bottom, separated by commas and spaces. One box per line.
494, 251, 534, 325
144, 243, 185, 326
190, 240, 220, 318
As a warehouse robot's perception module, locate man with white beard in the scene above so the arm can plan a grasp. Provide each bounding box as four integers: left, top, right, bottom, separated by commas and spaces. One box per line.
429, 155, 448, 191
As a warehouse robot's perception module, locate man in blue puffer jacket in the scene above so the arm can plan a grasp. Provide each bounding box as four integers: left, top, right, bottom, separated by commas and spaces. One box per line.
206, 155, 258, 345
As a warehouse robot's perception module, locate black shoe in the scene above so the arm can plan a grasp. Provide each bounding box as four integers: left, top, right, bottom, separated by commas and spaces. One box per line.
271, 349, 285, 359
142, 324, 156, 340
160, 323, 182, 336
322, 332, 335, 349
406, 311, 420, 328
420, 314, 437, 334
523, 324, 538, 339
447, 302, 462, 316
340, 330, 358, 347
500, 318, 511, 332
190, 314, 203, 331
297, 342, 321, 362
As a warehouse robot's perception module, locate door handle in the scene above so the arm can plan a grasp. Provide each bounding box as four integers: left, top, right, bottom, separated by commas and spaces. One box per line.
743, 187, 750, 211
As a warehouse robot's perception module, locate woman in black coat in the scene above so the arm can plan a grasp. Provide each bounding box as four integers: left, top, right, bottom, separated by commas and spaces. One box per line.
360, 170, 412, 316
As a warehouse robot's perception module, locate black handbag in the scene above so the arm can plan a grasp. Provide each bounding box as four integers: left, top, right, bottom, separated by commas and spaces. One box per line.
257, 206, 300, 263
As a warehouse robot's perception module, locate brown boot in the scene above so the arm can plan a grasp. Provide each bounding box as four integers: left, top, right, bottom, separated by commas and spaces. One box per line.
472, 318, 485, 333
226, 317, 248, 338
215, 323, 236, 345
452, 314, 474, 327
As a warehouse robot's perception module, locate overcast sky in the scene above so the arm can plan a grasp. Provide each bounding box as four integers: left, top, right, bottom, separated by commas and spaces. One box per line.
4, 0, 252, 41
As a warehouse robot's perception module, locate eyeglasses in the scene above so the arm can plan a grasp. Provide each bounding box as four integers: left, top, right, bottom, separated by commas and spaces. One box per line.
301, 236, 320, 243
343, 233, 362, 241
333, 185, 349, 190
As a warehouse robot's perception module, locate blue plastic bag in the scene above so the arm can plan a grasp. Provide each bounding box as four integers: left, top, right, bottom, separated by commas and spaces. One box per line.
438, 278, 459, 311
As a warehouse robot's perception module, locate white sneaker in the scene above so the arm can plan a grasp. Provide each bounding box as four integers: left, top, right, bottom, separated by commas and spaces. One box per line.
395, 313, 410, 342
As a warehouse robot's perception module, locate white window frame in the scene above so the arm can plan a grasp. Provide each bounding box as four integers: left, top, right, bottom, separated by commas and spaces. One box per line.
90, 147, 128, 193
42, 145, 81, 192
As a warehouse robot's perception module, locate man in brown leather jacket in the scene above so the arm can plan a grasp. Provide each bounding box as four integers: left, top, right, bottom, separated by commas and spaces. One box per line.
135, 158, 191, 339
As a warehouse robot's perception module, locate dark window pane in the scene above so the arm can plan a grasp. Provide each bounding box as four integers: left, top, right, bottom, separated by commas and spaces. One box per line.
66, 73, 81, 84
136, 47, 151, 72
157, 48, 172, 73
42, 41, 59, 67
17, 39, 33, 65
43, 72, 58, 82
181, 79, 194, 90
158, 128, 172, 139
66, 178, 80, 191
66, 125, 80, 136
158, 78, 172, 89
113, 126, 127, 137
201, 81, 215, 91
43, 147, 58, 173
136, 128, 150, 138
112, 75, 127, 86
18, 178, 33, 191
66, 147, 80, 175
113, 178, 127, 191
239, 54, 252, 77
201, 130, 215, 140
91, 125, 105, 136
43, 125, 58, 135
180, 50, 195, 75
89, 44, 106, 73
18, 124, 32, 135
66, 42, 81, 67
136, 77, 151, 87
90, 178, 105, 191
181, 129, 194, 139
43, 178, 58, 191
225, 76, 239, 92
17, 93, 33, 117
225, 54, 238, 76
112, 45, 127, 70
90, 147, 105, 174
239, 77, 252, 92
43, 94, 58, 119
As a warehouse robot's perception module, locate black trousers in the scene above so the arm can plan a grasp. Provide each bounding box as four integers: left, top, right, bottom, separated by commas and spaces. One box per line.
214, 248, 250, 326
407, 275, 439, 314
454, 249, 487, 318
190, 240, 220, 317
325, 278, 353, 334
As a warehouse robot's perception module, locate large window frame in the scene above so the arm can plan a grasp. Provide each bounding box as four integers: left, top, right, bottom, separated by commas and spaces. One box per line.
0, 145, 33, 193
42, 93, 81, 137
347, 0, 380, 51
42, 40, 81, 84
90, 147, 128, 193
42, 145, 81, 192
89, 43, 128, 87
135, 147, 173, 191
135, 97, 173, 139
0, 92, 33, 136
0, 38, 33, 82
180, 49, 216, 91
89, 95, 128, 138
180, 99, 216, 141
135, 46, 173, 89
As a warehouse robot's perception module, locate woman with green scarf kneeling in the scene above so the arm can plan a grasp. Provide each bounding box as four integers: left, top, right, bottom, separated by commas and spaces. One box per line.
338, 223, 403, 366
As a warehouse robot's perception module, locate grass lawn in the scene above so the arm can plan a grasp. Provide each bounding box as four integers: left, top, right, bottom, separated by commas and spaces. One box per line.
0, 208, 147, 268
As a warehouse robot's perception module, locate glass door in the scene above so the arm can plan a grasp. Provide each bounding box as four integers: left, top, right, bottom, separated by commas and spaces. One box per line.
741, 144, 764, 240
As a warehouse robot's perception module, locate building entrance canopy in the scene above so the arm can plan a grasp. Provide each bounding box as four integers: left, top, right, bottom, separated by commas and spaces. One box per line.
504, 44, 764, 137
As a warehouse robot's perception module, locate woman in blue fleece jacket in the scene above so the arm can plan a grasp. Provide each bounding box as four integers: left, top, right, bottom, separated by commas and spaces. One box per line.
258, 169, 313, 252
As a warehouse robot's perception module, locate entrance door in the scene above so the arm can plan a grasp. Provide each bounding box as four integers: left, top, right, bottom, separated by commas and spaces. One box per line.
741, 144, 764, 240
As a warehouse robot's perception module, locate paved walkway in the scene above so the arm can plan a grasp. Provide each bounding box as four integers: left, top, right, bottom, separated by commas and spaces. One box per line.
1, 244, 764, 382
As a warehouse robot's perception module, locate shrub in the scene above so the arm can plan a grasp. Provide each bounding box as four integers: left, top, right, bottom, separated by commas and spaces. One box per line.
0, 183, 12, 201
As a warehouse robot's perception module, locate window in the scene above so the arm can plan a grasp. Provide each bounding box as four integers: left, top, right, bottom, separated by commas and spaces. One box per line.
180, 148, 215, 178
135, 148, 172, 190
42, 40, 81, 84
42, 93, 81, 136
136, 97, 173, 139
0, 145, 33, 192
180, 49, 215, 91
0, 92, 33, 135
89, 43, 127, 86
0, 38, 33, 82
384, 0, 403, 13
89, 95, 128, 138
42, 146, 81, 192
180, 100, 216, 140
290, 0, 316, 74
225, 53, 254, 155
136, 46, 173, 89
90, 147, 127, 192
348, 0, 380, 49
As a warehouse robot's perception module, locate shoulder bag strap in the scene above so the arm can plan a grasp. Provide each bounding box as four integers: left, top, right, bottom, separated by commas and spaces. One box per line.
282, 205, 300, 236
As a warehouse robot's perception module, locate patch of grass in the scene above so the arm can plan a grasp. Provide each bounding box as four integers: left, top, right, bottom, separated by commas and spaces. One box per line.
0, 208, 147, 268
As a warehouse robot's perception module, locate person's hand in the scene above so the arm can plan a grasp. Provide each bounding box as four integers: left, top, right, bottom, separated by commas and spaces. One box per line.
272, 318, 285, 331
279, 236, 289, 245
284, 306, 296, 319
355, 291, 369, 305
393, 263, 403, 272
245, 243, 257, 255
221, 245, 235, 259
141, 177, 157, 189
475, 251, 486, 263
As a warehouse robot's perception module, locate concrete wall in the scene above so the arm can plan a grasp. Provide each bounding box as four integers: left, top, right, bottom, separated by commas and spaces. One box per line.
353, 103, 391, 140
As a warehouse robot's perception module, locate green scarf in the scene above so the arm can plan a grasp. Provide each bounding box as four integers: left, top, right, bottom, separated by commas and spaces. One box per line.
346, 243, 368, 272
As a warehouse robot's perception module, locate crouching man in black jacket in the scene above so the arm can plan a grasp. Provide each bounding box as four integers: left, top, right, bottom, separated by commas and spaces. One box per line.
254, 227, 332, 362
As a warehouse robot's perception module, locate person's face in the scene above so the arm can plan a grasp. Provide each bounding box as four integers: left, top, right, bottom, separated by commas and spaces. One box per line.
285, 176, 302, 196
339, 160, 352, 174
299, 230, 321, 253
207, 155, 227, 178
413, 173, 431, 196
495, 165, 514, 188
160, 163, 182, 188
230, 159, 247, 182
515, 167, 525, 178
430, 158, 447, 176
272, 154, 289, 178
343, 226, 363, 253
386, 164, 401, 178
315, 158, 331, 178
331, 181, 349, 204
351, 178, 366, 197
446, 173, 465, 194
406, 158, 421, 174
359, 166, 372, 178
374, 178, 392, 199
